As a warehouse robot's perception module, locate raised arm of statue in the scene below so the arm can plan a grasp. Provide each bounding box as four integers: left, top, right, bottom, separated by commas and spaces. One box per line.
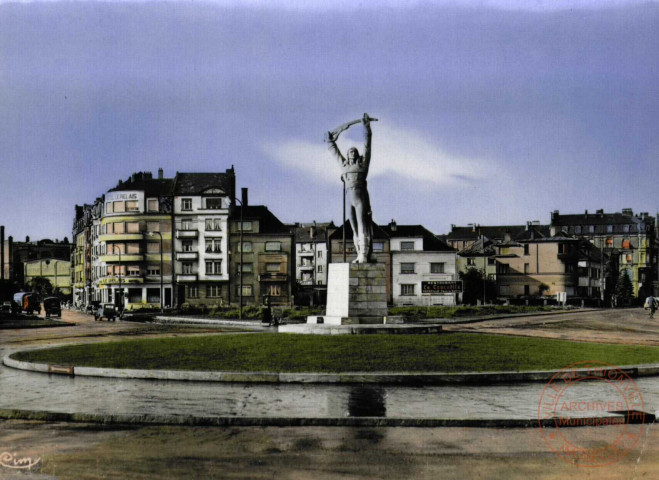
362, 114, 372, 170
327, 132, 346, 166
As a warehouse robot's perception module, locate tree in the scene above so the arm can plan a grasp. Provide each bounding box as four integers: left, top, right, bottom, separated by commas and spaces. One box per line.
614, 271, 634, 307
459, 267, 496, 305
28, 276, 53, 297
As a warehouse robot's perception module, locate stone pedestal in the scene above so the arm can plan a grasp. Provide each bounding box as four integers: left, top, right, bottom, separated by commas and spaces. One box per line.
307, 263, 387, 325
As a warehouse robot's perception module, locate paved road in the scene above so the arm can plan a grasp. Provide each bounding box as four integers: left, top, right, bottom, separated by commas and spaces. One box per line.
2, 308, 659, 421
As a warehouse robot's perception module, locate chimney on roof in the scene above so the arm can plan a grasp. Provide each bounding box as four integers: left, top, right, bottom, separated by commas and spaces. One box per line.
551, 210, 559, 223
622, 208, 633, 216
241, 187, 248, 207
389, 219, 397, 232
158, 168, 163, 179
25, 236, 29, 243
585, 210, 588, 218
144, 171, 152, 180
596, 209, 604, 216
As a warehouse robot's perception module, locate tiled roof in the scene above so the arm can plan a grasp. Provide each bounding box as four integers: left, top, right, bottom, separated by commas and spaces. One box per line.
173, 170, 235, 196
383, 224, 453, 251
230, 205, 291, 235
447, 224, 550, 241
294, 223, 336, 243
328, 221, 390, 241
109, 178, 174, 196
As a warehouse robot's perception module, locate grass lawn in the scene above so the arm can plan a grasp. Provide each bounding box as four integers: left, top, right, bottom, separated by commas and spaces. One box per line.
11, 333, 659, 373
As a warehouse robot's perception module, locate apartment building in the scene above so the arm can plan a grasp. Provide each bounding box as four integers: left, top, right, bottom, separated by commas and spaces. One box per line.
173, 170, 235, 306
228, 189, 295, 307
550, 209, 657, 297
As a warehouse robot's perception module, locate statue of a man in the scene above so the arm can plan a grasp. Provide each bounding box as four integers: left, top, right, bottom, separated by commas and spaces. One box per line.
327, 113, 374, 263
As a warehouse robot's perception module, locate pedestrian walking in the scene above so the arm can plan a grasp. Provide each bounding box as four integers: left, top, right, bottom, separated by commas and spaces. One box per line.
645, 295, 657, 319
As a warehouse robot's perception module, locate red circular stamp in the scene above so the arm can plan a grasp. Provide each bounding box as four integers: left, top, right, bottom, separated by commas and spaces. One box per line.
537, 361, 646, 467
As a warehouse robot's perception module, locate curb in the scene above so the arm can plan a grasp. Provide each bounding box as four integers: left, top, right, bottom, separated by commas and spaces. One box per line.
1, 408, 651, 429
5, 353, 659, 385
422, 308, 605, 325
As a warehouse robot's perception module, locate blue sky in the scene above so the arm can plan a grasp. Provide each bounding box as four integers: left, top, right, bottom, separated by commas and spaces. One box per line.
1, 0, 658, 241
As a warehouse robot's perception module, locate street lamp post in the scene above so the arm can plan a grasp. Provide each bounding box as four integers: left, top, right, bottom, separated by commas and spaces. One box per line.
146, 231, 164, 313
111, 244, 122, 312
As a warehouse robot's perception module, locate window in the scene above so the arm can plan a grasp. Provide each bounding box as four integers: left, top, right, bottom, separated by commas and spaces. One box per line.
114, 222, 125, 234
207, 285, 222, 297
126, 200, 138, 212
488, 258, 496, 266
467, 258, 476, 266
237, 221, 252, 231
128, 288, 142, 303
147, 198, 158, 212
127, 222, 140, 233
266, 262, 281, 272
182, 198, 192, 211
205, 197, 223, 210
205, 238, 222, 253
588, 225, 595, 233
238, 241, 252, 253
623, 224, 630, 233
566, 264, 576, 273
265, 241, 281, 251
268, 284, 282, 296
524, 263, 530, 274
301, 272, 311, 282
188, 285, 199, 298
400, 241, 415, 251
147, 266, 160, 276
205, 260, 222, 275
317, 250, 323, 259
237, 285, 253, 296
205, 218, 222, 231
317, 265, 323, 273
147, 288, 160, 303
126, 243, 140, 254
373, 242, 384, 252
147, 242, 160, 253
182, 240, 193, 252
430, 263, 445, 274
401, 284, 415, 296
524, 244, 529, 255
112, 201, 125, 213
239, 263, 253, 273
182, 262, 193, 274
575, 226, 582, 234
400, 263, 415, 274
106, 203, 113, 214
497, 263, 510, 274
181, 218, 192, 230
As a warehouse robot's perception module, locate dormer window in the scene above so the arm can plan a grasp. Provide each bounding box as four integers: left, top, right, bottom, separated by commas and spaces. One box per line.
205, 197, 223, 209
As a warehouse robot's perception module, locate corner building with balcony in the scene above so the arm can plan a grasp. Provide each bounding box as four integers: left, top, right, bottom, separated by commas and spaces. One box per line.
98, 171, 175, 309
173, 170, 235, 306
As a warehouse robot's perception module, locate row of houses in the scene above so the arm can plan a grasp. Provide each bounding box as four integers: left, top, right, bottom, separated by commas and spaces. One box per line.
67, 168, 658, 310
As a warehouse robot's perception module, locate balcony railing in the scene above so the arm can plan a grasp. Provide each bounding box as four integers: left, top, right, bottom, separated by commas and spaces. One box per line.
176, 252, 198, 261
176, 230, 198, 239
100, 254, 144, 263
177, 274, 198, 282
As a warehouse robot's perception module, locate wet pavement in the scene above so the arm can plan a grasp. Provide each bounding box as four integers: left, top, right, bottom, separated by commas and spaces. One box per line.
1, 308, 659, 421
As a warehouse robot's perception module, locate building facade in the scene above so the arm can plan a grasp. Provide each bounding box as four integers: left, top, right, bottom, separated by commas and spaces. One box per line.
550, 209, 657, 297
385, 222, 458, 306
173, 171, 235, 307
24, 258, 72, 295
228, 189, 295, 307
294, 222, 335, 306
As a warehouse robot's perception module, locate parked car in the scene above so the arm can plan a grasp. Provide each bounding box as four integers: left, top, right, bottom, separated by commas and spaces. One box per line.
95, 303, 118, 322
12, 292, 40, 315
1, 301, 12, 313
43, 297, 62, 317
